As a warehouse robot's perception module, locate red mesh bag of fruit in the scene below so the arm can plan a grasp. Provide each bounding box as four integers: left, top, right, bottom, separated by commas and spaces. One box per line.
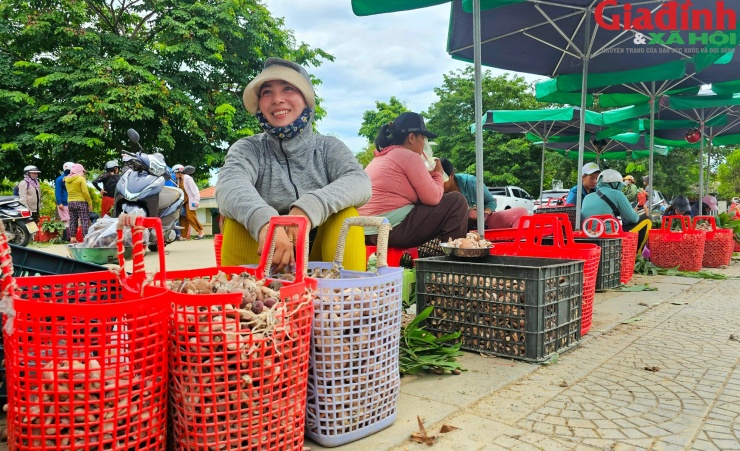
648, 216, 706, 272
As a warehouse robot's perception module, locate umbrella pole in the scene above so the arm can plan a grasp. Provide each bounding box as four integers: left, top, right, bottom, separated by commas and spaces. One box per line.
540, 141, 546, 204
699, 111, 705, 205
706, 137, 711, 194
575, 18, 591, 229
473, 0, 485, 236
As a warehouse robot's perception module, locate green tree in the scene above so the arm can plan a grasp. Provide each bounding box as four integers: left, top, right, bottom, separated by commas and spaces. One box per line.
716, 148, 740, 200
0, 0, 331, 184
355, 97, 410, 167
424, 67, 544, 194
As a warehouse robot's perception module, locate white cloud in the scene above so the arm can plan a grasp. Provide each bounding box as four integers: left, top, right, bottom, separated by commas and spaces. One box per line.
266, 0, 537, 154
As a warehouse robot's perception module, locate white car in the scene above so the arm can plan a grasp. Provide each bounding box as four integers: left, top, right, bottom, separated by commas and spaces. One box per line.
487, 186, 535, 214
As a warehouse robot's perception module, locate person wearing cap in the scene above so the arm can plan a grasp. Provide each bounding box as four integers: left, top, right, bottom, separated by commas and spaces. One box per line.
439, 158, 527, 230
621, 174, 639, 203
565, 162, 601, 206
663, 195, 692, 217
92, 160, 121, 217
64, 164, 92, 243
359, 113, 467, 249
691, 195, 719, 217
55, 162, 74, 239
581, 169, 652, 252
215, 58, 371, 272
19, 165, 43, 224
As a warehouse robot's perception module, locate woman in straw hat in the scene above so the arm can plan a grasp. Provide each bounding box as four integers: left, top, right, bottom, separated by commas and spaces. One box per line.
215, 58, 371, 272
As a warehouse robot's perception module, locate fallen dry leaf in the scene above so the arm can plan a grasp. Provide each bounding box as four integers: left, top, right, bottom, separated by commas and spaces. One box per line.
730, 334, 739, 342
439, 424, 460, 434
410, 415, 436, 446
558, 380, 568, 387
644, 366, 660, 372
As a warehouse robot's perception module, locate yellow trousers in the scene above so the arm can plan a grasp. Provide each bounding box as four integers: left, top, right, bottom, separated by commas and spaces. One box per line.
221, 207, 367, 271
624, 218, 652, 253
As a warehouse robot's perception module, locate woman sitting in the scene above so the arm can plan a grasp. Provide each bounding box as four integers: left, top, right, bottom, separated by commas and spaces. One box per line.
215, 58, 371, 272
663, 195, 693, 218
581, 169, 652, 252
440, 158, 527, 230
358, 112, 467, 249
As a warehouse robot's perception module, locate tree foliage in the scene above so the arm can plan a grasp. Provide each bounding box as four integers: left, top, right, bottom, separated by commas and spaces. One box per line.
0, 0, 331, 184
716, 147, 740, 200
356, 97, 410, 167
423, 67, 545, 195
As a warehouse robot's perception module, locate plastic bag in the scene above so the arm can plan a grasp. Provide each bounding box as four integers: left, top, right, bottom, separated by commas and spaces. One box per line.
83, 209, 149, 248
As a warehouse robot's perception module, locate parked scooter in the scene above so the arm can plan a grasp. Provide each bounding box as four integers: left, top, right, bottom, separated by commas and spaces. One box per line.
0, 197, 38, 247
114, 129, 184, 251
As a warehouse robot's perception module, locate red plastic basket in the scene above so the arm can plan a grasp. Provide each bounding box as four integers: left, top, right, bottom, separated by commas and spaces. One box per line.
619, 232, 638, 284
3, 216, 171, 451
488, 214, 600, 336
483, 227, 519, 243
213, 233, 223, 267
693, 216, 733, 268
580, 215, 636, 285
167, 217, 316, 451
648, 216, 706, 272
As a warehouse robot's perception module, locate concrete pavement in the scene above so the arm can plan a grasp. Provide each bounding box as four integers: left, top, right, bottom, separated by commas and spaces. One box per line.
4, 240, 739, 450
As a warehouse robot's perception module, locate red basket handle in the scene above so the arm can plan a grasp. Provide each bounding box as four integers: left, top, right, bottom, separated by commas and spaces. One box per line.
259, 216, 309, 282
0, 222, 18, 334
582, 214, 621, 237
542, 197, 562, 207
692, 215, 718, 231
116, 215, 166, 291
662, 215, 690, 232
513, 213, 572, 250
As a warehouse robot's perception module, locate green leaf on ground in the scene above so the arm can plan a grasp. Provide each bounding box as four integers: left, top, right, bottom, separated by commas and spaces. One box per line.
610, 284, 658, 292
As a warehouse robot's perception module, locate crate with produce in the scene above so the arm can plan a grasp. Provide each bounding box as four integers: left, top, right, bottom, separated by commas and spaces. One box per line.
415, 253, 583, 363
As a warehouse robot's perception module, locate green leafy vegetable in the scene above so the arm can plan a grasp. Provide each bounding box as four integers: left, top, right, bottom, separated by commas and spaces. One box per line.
634, 256, 728, 279
400, 306, 466, 375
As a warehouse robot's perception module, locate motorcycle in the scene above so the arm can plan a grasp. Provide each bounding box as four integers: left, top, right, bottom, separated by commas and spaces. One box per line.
114, 129, 184, 251
0, 197, 38, 247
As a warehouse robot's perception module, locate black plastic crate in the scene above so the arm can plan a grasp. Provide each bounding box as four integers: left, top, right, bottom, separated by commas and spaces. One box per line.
415, 255, 583, 363
534, 206, 577, 230
572, 237, 622, 291
9, 243, 106, 277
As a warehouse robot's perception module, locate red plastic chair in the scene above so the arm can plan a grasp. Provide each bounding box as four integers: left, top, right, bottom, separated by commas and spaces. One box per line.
365, 245, 418, 267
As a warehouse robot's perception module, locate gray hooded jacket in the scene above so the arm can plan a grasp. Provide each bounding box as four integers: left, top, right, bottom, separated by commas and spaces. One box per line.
215, 119, 371, 240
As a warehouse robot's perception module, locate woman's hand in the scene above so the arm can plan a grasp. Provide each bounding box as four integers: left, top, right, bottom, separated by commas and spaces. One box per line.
432, 158, 443, 175
257, 224, 294, 274
469, 208, 479, 221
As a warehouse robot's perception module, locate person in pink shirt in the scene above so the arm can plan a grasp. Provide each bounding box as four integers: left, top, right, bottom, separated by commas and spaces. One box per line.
359, 112, 467, 248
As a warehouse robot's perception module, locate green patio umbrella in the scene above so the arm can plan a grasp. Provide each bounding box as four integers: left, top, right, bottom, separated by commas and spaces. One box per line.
480, 107, 613, 203
444, 0, 739, 225
532, 132, 672, 163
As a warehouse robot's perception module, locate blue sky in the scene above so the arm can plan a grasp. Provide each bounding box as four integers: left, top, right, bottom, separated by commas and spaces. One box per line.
267, 1, 542, 154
